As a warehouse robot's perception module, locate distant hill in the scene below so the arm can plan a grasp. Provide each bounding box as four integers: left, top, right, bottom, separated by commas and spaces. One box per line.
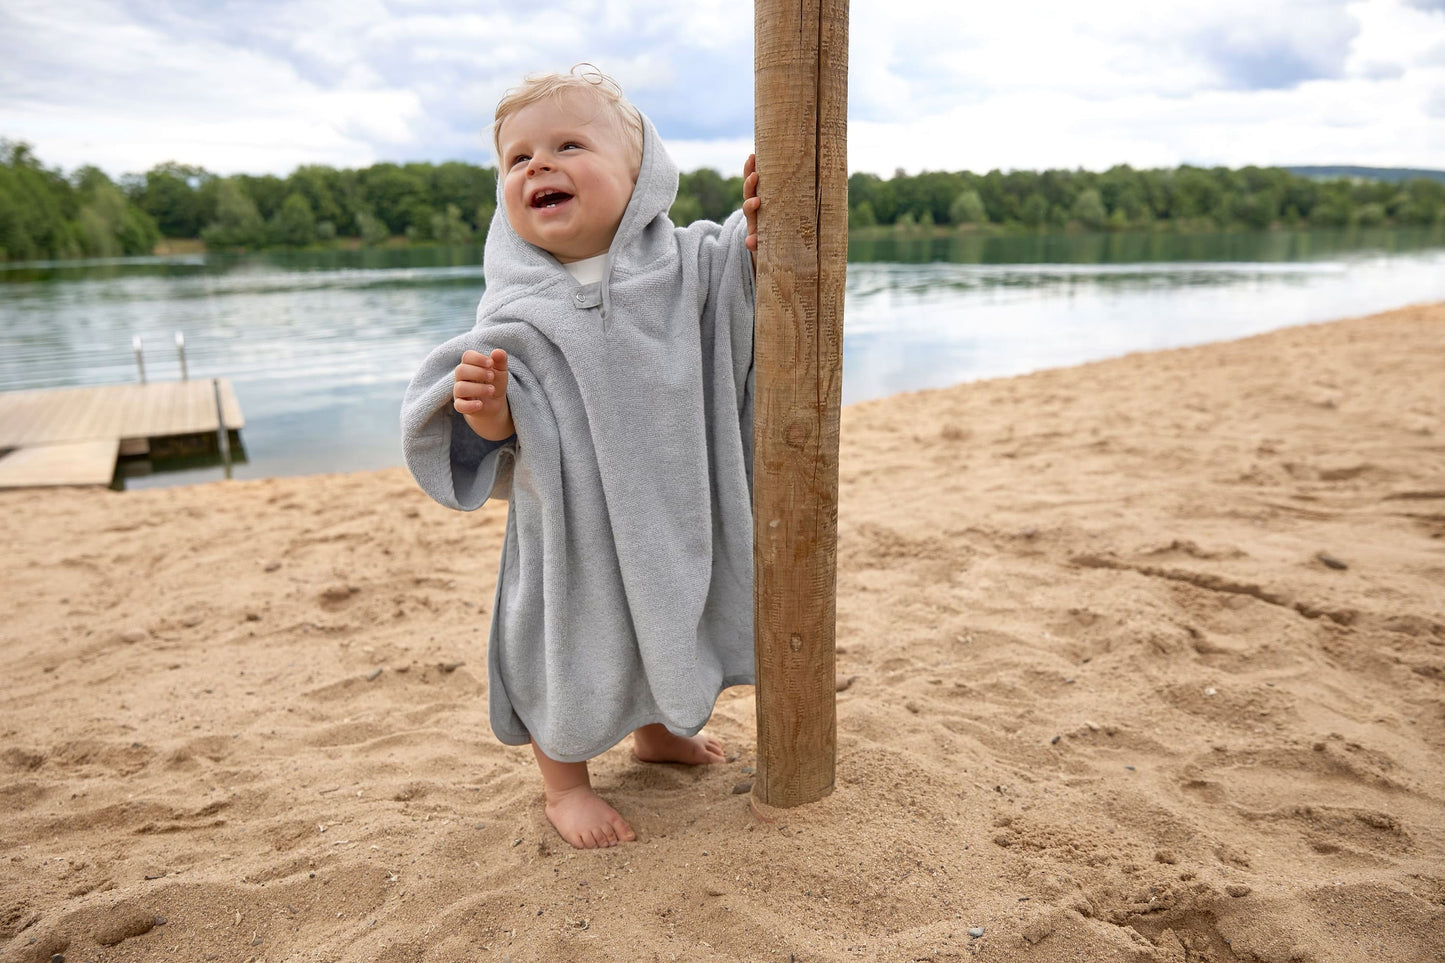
1285, 165, 1445, 184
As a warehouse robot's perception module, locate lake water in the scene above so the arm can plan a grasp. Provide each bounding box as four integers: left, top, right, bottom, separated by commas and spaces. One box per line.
1, 228, 1443, 489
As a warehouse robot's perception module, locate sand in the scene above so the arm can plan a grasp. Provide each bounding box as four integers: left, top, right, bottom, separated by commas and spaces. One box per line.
1, 303, 1442, 963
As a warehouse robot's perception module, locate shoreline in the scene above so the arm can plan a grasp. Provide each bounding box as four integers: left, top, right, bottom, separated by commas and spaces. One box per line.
2, 303, 1442, 962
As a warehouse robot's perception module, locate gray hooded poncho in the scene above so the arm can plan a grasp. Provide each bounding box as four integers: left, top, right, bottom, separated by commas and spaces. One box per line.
400, 113, 756, 763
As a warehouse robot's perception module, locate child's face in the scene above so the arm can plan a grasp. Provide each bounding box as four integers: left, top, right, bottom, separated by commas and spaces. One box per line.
498, 91, 638, 263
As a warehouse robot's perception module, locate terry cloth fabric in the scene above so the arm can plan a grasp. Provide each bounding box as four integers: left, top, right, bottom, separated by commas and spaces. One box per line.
400, 112, 756, 763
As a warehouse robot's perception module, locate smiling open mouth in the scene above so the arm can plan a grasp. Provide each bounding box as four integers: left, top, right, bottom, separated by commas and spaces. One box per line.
531, 190, 573, 208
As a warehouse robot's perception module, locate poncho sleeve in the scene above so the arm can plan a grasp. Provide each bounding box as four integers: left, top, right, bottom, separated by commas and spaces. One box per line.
681, 208, 756, 485
401, 329, 517, 511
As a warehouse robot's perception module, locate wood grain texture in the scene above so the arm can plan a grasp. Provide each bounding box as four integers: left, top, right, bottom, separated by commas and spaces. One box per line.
0, 379, 243, 487
0, 439, 121, 487
752, 0, 849, 808
217, 379, 245, 430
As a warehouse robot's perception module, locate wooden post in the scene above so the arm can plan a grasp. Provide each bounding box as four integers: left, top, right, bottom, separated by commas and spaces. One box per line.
752, 0, 849, 808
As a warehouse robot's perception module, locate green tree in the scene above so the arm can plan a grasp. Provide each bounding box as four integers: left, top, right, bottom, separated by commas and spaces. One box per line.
361, 164, 429, 234
201, 178, 265, 249
949, 189, 986, 225
430, 202, 473, 244
0, 140, 79, 259
238, 174, 286, 221
135, 162, 214, 238
1309, 182, 1354, 227
1170, 166, 1225, 222
669, 194, 703, 226
0, 180, 22, 260
354, 207, 390, 246
976, 169, 1012, 223
0, 143, 162, 260
848, 172, 883, 221
1035, 170, 1073, 218
853, 171, 898, 223
430, 161, 496, 231
286, 166, 347, 232
1355, 202, 1386, 227
1098, 165, 1149, 222
851, 200, 877, 227
270, 192, 318, 246
1230, 189, 1279, 230
1279, 178, 1318, 224
401, 199, 437, 241
1071, 188, 1107, 230
475, 201, 496, 240
1020, 193, 1049, 228
78, 180, 159, 256
894, 170, 962, 224
1390, 181, 1443, 226
678, 168, 734, 222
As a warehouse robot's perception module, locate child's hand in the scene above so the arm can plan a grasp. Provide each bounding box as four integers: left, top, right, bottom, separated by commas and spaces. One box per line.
454, 348, 515, 440
743, 153, 759, 253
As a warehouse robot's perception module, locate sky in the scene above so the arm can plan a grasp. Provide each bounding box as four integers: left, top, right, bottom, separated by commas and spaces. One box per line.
2, 0, 1444, 179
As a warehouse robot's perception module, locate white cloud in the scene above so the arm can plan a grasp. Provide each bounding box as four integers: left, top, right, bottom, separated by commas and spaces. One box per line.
840, 0, 1445, 173
663, 136, 756, 177
1, 0, 1443, 177
0, 0, 427, 173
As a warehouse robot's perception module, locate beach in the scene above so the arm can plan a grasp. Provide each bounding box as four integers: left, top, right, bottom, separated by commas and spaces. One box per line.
1, 302, 1442, 962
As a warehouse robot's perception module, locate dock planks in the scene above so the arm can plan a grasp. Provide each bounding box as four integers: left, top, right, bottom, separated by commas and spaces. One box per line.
0, 439, 122, 488
0, 379, 244, 488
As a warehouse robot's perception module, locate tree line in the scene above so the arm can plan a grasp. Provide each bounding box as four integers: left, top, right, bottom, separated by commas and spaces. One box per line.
3, 137, 1443, 263
848, 165, 1445, 231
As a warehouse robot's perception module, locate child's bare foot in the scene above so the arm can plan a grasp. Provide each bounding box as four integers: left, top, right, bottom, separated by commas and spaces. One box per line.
632, 723, 727, 765
543, 784, 636, 849
530, 741, 636, 850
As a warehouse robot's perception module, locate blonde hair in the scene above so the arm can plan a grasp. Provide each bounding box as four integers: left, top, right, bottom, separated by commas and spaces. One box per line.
492, 64, 644, 174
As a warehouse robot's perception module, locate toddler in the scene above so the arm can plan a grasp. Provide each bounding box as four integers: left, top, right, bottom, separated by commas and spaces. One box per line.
401, 67, 759, 849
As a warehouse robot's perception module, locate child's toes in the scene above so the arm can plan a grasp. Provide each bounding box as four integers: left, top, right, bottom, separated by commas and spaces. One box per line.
698, 737, 725, 761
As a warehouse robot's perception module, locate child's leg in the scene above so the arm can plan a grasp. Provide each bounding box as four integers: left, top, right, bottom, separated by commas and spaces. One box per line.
631, 723, 727, 765
530, 742, 636, 849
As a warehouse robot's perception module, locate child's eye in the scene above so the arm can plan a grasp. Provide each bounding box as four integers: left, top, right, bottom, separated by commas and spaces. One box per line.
510, 154, 530, 167
559, 142, 581, 151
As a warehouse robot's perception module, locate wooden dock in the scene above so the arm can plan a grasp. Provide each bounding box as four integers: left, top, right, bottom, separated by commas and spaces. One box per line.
0, 379, 243, 488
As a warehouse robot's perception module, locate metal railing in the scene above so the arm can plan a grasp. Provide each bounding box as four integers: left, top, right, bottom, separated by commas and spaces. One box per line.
130, 331, 233, 477
132, 332, 189, 385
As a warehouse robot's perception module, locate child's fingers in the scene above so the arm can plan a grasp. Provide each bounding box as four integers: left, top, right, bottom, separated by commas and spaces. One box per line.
454, 397, 484, 414
454, 363, 498, 385
455, 349, 506, 406
454, 383, 501, 413
454, 378, 500, 400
